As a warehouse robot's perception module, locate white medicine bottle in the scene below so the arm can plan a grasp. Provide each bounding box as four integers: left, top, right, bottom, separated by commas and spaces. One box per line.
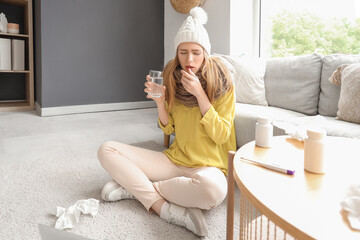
304, 128, 327, 174
255, 117, 273, 148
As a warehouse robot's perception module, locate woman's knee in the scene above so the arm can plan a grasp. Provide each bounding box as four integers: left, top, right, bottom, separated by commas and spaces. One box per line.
193, 169, 228, 209
97, 141, 119, 165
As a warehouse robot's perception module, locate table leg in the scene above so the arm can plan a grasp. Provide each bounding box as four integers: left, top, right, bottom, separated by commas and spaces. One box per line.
227, 151, 236, 240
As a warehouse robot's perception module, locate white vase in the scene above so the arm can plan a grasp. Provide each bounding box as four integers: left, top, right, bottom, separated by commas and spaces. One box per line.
0, 13, 8, 33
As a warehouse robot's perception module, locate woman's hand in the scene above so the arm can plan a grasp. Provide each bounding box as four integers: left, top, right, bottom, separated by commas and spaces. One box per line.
145, 75, 169, 126
144, 75, 166, 105
182, 69, 211, 116
180, 69, 205, 98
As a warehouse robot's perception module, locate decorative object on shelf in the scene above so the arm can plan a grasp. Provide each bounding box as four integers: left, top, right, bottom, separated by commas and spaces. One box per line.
0, 38, 11, 70
7, 23, 19, 34
0, 12, 8, 33
170, 0, 205, 14
12, 39, 25, 70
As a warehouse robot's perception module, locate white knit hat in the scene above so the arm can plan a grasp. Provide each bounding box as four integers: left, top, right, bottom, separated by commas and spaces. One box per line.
174, 7, 211, 54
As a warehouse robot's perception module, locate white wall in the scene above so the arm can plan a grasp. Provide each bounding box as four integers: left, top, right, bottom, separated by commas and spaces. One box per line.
164, 0, 231, 64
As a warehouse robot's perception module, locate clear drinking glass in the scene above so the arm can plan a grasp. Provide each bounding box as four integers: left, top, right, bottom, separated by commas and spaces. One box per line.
148, 70, 163, 98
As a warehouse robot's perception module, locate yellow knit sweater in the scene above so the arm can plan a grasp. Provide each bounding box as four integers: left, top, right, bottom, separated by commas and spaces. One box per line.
158, 88, 236, 175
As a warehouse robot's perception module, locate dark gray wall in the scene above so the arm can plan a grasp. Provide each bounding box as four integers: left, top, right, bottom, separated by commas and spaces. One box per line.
35, 0, 164, 108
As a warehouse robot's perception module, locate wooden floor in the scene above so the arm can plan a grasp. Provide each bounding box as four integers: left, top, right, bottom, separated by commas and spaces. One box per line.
0, 108, 167, 164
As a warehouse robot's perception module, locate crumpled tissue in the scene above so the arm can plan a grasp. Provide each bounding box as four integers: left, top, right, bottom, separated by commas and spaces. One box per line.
54, 198, 99, 230
272, 115, 327, 141
340, 184, 360, 230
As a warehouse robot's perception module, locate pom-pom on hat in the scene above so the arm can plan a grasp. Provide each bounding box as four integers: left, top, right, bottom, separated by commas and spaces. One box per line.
174, 7, 211, 54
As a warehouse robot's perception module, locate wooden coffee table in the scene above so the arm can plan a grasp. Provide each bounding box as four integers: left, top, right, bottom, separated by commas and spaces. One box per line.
226, 135, 360, 240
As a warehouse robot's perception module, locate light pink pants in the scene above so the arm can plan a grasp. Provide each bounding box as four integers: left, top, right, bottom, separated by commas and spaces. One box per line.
97, 141, 227, 211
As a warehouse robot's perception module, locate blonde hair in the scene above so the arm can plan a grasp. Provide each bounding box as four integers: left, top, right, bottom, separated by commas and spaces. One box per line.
163, 50, 233, 111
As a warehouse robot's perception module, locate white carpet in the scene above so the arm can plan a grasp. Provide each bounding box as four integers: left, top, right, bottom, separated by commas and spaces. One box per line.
0, 140, 240, 240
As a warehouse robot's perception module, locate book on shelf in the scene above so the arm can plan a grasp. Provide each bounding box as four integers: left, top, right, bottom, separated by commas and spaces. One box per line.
12, 39, 25, 71
0, 38, 11, 70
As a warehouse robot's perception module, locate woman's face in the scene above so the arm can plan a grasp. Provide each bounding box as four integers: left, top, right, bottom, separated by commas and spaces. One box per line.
177, 42, 205, 74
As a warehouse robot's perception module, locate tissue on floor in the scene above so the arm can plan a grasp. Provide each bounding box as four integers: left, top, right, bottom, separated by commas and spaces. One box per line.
55, 198, 99, 230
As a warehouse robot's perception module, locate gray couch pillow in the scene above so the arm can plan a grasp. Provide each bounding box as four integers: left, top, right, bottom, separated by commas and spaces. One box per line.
318, 54, 360, 117
264, 53, 323, 115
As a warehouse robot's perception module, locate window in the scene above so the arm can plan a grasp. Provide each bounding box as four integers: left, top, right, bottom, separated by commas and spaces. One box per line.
260, 0, 360, 58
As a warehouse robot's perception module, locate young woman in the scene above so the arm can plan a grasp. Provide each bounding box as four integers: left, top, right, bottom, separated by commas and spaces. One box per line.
97, 7, 236, 237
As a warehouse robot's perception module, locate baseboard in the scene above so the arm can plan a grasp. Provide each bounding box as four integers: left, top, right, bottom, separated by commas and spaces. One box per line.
35, 101, 156, 117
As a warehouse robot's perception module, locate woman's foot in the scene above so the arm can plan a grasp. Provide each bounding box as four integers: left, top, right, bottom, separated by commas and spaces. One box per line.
160, 202, 208, 236
101, 180, 135, 201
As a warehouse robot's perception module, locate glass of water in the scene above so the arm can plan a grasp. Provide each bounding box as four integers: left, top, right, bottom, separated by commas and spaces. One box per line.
148, 70, 163, 98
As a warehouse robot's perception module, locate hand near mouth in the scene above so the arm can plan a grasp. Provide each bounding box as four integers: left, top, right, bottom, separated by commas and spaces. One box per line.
185, 65, 194, 73
181, 68, 204, 98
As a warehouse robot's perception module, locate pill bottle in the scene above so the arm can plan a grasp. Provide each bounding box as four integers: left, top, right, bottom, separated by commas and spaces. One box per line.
304, 128, 327, 174
255, 117, 273, 148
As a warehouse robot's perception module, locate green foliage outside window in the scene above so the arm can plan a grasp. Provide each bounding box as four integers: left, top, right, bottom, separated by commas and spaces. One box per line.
271, 11, 360, 57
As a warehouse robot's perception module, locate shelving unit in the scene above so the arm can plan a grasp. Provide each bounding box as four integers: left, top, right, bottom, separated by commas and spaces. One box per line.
0, 0, 34, 111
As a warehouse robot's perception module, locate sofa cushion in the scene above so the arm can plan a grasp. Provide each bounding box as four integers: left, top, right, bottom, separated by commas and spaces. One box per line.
264, 53, 323, 115
216, 54, 268, 106
234, 103, 307, 147
329, 63, 360, 124
318, 54, 360, 117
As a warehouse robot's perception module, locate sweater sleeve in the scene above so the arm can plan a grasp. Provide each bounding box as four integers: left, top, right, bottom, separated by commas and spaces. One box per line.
199, 88, 235, 145
158, 104, 175, 135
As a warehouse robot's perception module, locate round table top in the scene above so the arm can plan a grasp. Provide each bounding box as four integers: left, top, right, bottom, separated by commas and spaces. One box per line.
233, 135, 360, 240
